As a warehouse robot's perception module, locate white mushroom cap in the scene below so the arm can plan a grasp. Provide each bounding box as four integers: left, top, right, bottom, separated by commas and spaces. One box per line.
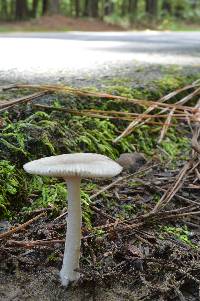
23, 153, 122, 178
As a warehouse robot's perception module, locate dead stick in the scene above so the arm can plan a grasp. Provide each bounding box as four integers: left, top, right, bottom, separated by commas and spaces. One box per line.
5, 239, 65, 248
5, 84, 200, 112
136, 179, 200, 206
160, 211, 200, 220
0, 91, 47, 113
5, 234, 96, 249
152, 161, 192, 213
0, 212, 45, 240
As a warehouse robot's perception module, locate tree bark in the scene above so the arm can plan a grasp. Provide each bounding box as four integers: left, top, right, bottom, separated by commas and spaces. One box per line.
0, 0, 8, 20
75, 0, 80, 17
83, 0, 90, 16
48, 0, 60, 14
145, 0, 158, 17
91, 0, 99, 18
121, 0, 128, 16
32, 0, 39, 18
104, 0, 109, 16
162, 0, 172, 14
174, 2, 184, 19
129, 0, 138, 23
15, 0, 28, 20
42, 0, 49, 15
129, 0, 138, 12
83, 0, 99, 18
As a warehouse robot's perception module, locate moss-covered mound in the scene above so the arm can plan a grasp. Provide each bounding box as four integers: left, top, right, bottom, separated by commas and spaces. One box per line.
0, 73, 199, 219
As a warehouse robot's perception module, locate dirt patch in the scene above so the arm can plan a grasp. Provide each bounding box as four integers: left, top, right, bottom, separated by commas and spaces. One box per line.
0, 15, 124, 32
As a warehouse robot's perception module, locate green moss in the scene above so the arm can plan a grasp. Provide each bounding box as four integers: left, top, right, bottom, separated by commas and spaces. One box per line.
106, 85, 150, 100
155, 75, 184, 92
161, 225, 197, 248
0, 161, 25, 218
0, 72, 199, 220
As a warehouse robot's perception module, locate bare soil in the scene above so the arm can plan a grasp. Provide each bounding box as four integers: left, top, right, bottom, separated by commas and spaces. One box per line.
0, 15, 124, 32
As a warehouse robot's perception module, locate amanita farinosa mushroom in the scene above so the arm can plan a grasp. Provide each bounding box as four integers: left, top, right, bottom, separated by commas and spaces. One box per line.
23, 153, 122, 286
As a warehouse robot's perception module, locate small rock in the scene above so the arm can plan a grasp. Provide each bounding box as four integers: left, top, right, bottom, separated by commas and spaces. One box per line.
0, 220, 11, 233
116, 152, 146, 173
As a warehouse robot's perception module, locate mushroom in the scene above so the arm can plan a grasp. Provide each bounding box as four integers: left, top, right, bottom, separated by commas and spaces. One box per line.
23, 153, 122, 287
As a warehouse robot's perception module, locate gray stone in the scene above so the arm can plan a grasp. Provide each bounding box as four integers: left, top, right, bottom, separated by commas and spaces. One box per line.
116, 152, 146, 173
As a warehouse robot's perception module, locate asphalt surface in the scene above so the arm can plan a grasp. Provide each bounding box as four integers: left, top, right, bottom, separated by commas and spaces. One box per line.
0, 31, 200, 83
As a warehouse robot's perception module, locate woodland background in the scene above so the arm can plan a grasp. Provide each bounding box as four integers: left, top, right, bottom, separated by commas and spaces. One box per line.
0, 0, 200, 28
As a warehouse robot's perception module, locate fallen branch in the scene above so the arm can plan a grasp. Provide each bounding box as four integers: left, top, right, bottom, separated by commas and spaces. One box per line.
5, 239, 65, 248
0, 212, 45, 240
5, 234, 96, 249
152, 161, 192, 213
0, 91, 48, 113
114, 85, 200, 143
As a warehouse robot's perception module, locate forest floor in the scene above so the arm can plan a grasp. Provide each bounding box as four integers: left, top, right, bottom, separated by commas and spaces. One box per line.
0, 66, 200, 300
0, 15, 124, 32
0, 15, 200, 32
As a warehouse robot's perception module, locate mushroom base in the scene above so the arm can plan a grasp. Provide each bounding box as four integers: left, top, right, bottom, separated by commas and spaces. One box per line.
60, 177, 82, 287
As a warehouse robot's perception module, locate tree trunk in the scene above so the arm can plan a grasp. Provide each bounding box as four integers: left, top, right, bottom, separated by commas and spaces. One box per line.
129, 0, 138, 12
104, 0, 109, 16
15, 0, 28, 20
48, 0, 60, 14
75, 0, 80, 17
10, 0, 15, 20
32, 0, 39, 18
162, 0, 172, 14
129, 0, 138, 23
100, 0, 104, 20
42, 0, 49, 15
145, 0, 158, 17
83, 0, 90, 16
174, 3, 184, 19
91, 0, 99, 18
0, 0, 8, 20
121, 0, 128, 16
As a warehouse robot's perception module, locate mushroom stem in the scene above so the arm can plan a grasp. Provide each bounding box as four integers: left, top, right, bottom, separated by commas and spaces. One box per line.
60, 177, 82, 287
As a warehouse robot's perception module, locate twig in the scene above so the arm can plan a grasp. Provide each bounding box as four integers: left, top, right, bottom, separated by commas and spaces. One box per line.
32, 104, 177, 126
158, 108, 175, 143
4, 84, 200, 112
160, 210, 200, 220
0, 91, 48, 113
152, 161, 192, 213
113, 84, 200, 143
5, 234, 96, 249
153, 185, 200, 206
5, 239, 65, 248
0, 212, 45, 240
134, 178, 200, 207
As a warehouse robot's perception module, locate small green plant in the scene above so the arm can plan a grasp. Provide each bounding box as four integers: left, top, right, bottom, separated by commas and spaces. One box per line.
162, 225, 197, 247
47, 252, 60, 263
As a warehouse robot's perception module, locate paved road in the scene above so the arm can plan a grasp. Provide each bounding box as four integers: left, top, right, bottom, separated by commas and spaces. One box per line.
0, 31, 200, 83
